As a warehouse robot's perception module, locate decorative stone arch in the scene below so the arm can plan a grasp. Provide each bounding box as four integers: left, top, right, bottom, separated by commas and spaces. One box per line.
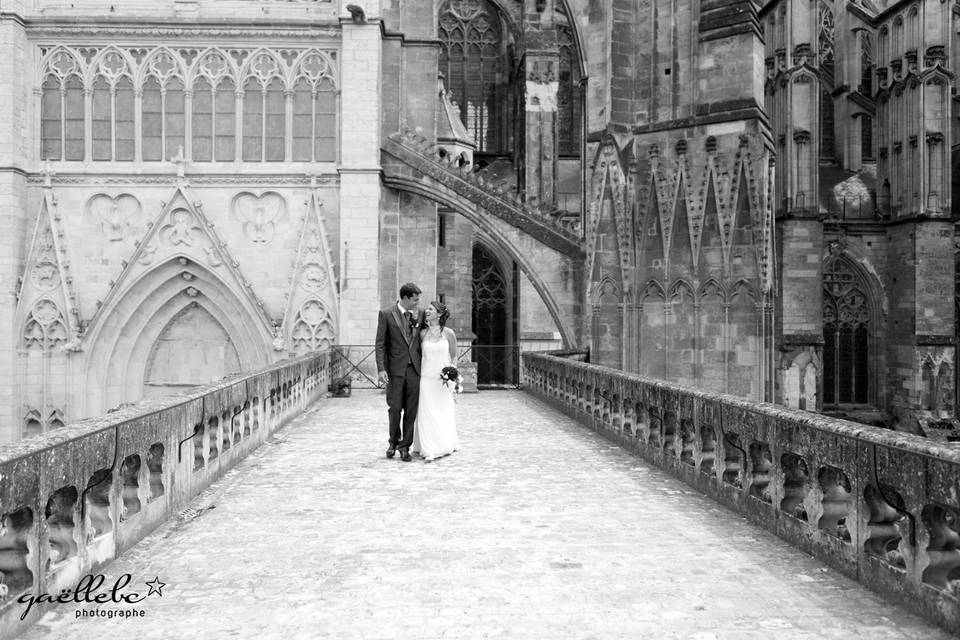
38, 46, 83, 80
637, 278, 667, 379
238, 48, 288, 88
590, 271, 625, 369
792, 70, 819, 86
85, 45, 136, 86
21, 298, 68, 351
380, 175, 577, 347
729, 277, 761, 305
290, 48, 339, 89
668, 278, 695, 301
697, 277, 726, 302
639, 278, 666, 304
135, 46, 187, 86
187, 47, 241, 86
587, 134, 631, 293
141, 298, 243, 397
591, 273, 622, 305
82, 256, 273, 415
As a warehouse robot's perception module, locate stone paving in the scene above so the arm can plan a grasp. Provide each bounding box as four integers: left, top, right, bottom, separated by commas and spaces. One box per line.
17, 390, 954, 640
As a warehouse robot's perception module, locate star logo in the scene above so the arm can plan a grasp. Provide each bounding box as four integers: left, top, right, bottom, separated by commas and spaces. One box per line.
144, 577, 166, 597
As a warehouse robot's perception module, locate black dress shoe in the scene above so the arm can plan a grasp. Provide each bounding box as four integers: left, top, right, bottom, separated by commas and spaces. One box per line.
399, 448, 412, 462
386, 446, 397, 458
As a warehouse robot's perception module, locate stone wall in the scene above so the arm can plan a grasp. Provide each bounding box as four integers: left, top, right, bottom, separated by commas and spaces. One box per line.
0, 349, 344, 639
586, 125, 774, 400
523, 350, 960, 637
0, 6, 32, 443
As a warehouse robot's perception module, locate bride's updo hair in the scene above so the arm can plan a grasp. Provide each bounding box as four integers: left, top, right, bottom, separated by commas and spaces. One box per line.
430, 301, 450, 329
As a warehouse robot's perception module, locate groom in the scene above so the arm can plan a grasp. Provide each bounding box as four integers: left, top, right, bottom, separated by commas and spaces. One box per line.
375, 282, 422, 462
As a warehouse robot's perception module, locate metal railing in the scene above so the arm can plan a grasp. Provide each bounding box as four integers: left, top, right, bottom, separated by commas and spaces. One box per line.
331, 343, 525, 390
459, 344, 521, 388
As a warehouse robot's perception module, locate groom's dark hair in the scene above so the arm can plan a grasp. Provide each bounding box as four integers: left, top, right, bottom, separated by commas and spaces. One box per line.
399, 282, 421, 299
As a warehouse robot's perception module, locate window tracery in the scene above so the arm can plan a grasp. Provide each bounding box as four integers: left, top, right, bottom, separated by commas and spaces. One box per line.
90, 49, 135, 161
38, 45, 338, 164
556, 11, 582, 157
822, 256, 872, 405
438, 0, 511, 154
291, 300, 335, 355
818, 1, 835, 67
23, 299, 68, 351
40, 48, 84, 161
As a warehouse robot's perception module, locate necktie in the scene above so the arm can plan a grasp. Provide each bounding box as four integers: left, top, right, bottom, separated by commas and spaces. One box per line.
404, 311, 412, 337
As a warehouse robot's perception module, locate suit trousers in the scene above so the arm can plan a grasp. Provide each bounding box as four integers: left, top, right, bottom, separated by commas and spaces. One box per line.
387, 362, 420, 449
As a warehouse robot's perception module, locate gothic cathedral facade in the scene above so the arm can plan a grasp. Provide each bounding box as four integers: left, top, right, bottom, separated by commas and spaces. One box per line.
0, 0, 956, 443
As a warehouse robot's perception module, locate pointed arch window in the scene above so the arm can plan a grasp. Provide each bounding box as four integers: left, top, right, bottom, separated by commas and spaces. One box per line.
823, 256, 873, 405
819, 1, 836, 160
39, 46, 337, 164
438, 0, 511, 154
557, 15, 582, 157
818, 1, 835, 67
64, 77, 85, 160
192, 77, 236, 162
141, 50, 185, 162
859, 31, 873, 96
90, 51, 135, 161
40, 50, 85, 161
292, 52, 338, 162
242, 53, 286, 162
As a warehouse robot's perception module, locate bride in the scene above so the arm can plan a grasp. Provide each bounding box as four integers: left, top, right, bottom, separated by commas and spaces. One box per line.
412, 301, 459, 462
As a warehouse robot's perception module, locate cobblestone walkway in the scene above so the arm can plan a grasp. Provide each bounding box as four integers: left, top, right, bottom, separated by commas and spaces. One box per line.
19, 390, 953, 640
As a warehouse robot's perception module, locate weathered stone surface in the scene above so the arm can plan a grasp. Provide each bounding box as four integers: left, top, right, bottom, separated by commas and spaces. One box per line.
524, 351, 960, 636
15, 388, 954, 640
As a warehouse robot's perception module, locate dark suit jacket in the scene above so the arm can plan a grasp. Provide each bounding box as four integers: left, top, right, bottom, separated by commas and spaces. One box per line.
375, 305, 422, 377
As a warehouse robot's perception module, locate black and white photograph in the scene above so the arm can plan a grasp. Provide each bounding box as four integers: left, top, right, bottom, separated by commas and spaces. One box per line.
0, 0, 958, 638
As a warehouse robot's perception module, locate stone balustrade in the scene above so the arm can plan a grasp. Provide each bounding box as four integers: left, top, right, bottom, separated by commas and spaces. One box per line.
0, 349, 344, 638
522, 351, 960, 636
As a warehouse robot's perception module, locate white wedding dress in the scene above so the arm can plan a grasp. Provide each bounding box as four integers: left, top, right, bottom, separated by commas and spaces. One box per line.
412, 331, 459, 461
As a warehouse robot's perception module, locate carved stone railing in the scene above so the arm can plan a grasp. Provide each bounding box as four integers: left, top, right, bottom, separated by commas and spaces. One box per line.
522, 351, 960, 636
0, 349, 345, 638
382, 128, 582, 257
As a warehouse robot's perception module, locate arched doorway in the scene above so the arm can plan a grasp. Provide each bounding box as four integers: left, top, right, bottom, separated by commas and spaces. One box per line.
472, 241, 516, 385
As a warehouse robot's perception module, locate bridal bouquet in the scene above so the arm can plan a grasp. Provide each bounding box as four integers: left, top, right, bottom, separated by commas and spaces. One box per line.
440, 366, 464, 394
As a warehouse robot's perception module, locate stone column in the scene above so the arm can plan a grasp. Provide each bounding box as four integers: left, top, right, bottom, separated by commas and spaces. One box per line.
435, 212, 477, 390
521, 7, 559, 204
0, 5, 31, 442
776, 217, 824, 409
436, 212, 474, 338
338, 2, 382, 348
522, 53, 559, 206
887, 219, 956, 431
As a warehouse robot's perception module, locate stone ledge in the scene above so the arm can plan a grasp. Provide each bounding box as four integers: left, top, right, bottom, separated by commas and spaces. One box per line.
0, 349, 344, 638
522, 351, 960, 636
